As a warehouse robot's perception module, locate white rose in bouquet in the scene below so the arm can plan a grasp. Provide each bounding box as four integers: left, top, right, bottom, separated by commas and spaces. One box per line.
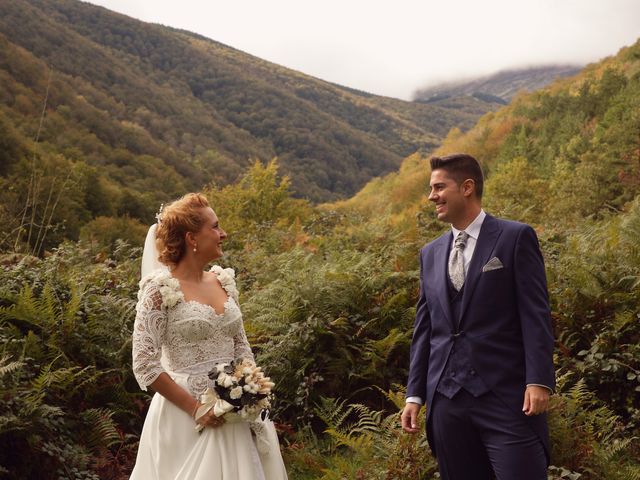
229, 386, 243, 400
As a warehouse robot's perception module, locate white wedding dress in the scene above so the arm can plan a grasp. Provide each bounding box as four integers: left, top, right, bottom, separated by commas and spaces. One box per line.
130, 267, 288, 480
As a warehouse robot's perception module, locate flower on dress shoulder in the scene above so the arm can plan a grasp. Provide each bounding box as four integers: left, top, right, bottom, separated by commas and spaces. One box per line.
158, 285, 182, 309
216, 268, 235, 286
143, 270, 184, 309
210, 265, 239, 301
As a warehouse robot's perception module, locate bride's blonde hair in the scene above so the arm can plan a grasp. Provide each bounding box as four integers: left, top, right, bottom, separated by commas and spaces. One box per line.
155, 193, 210, 267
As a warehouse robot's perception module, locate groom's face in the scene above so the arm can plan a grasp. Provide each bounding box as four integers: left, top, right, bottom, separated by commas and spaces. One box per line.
428, 169, 466, 224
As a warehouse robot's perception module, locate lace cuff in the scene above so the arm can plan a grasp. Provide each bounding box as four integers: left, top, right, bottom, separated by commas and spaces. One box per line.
132, 280, 168, 390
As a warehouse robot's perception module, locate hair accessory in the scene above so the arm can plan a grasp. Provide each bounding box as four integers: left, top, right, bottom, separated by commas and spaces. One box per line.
155, 203, 165, 224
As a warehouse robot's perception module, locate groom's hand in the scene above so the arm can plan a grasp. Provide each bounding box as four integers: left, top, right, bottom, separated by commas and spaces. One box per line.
401, 402, 422, 433
522, 385, 550, 416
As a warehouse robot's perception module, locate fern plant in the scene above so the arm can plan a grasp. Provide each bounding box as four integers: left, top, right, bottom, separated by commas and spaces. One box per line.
314, 391, 438, 480
548, 374, 640, 479
0, 243, 143, 479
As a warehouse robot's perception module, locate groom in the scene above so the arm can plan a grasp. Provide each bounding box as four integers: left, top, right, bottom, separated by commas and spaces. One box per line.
401, 154, 555, 479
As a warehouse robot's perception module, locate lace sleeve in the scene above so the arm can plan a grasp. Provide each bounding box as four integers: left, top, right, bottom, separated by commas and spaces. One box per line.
132, 279, 167, 390
234, 322, 255, 363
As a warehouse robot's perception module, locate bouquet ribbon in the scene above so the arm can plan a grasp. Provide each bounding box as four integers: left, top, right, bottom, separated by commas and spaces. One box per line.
194, 388, 235, 432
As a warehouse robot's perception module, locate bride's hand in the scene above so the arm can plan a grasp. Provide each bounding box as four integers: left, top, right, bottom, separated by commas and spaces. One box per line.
193, 401, 226, 429
201, 410, 226, 428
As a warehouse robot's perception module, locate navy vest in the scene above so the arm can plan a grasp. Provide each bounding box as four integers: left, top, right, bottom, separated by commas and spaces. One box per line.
436, 269, 490, 399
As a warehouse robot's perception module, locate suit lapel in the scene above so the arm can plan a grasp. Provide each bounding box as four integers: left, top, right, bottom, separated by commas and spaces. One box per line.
459, 215, 502, 326
434, 232, 455, 329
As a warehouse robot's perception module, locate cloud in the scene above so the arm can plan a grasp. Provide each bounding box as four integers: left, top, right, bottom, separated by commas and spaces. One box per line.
88, 0, 640, 99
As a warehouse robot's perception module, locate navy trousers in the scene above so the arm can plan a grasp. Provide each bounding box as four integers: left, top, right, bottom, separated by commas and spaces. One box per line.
430, 390, 547, 480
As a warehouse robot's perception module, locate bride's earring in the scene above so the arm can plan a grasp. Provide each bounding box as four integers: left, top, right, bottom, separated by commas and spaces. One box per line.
193, 244, 197, 253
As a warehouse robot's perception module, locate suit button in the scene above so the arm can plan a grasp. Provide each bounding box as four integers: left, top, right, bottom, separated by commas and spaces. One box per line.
469, 369, 476, 376
451, 371, 457, 377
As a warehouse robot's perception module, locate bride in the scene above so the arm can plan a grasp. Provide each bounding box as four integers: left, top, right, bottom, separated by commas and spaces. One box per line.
130, 193, 288, 479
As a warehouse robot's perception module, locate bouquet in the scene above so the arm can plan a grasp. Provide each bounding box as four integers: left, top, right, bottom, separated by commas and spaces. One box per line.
194, 358, 274, 431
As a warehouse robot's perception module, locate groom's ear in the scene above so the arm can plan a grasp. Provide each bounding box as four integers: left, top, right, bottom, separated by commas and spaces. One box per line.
461, 178, 476, 197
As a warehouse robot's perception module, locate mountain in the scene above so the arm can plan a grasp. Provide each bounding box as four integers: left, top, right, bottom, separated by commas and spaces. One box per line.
413, 65, 582, 103
0, 0, 501, 208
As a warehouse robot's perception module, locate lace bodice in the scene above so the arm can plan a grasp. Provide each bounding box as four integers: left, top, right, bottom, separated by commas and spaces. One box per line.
132, 267, 254, 398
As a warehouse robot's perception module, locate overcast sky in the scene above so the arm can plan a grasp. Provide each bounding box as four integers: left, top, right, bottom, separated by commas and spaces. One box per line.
87, 0, 640, 100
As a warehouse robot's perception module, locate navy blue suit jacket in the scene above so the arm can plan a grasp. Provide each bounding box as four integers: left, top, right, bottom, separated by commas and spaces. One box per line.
406, 214, 555, 457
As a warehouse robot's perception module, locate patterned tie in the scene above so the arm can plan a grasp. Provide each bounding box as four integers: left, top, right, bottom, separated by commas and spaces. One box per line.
449, 231, 469, 291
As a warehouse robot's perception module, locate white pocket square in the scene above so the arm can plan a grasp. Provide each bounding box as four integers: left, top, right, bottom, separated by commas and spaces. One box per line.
482, 257, 504, 272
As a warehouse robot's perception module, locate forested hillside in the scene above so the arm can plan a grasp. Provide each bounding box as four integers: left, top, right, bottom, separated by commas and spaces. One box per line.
339, 40, 640, 235
0, 0, 500, 222
0, 4, 639, 478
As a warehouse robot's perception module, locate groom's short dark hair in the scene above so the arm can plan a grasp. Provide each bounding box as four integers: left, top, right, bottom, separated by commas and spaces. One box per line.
430, 153, 484, 199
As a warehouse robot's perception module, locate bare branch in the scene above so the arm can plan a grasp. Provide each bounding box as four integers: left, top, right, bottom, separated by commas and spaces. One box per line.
15, 65, 53, 253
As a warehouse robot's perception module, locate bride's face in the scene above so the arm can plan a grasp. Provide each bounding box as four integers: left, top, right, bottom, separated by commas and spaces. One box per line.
192, 207, 227, 261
